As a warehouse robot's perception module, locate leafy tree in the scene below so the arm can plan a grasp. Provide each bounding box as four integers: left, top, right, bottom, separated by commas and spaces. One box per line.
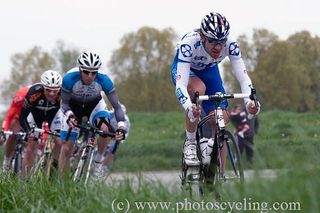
251, 31, 320, 111
108, 27, 180, 111
1, 47, 56, 105
223, 29, 279, 93
53, 40, 81, 73
286, 31, 320, 110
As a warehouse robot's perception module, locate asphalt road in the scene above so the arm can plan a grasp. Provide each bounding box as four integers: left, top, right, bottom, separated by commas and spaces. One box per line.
107, 169, 279, 186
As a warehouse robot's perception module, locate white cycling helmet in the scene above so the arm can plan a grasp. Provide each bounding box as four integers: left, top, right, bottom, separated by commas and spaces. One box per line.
200, 12, 230, 42
41, 70, 62, 89
77, 51, 102, 71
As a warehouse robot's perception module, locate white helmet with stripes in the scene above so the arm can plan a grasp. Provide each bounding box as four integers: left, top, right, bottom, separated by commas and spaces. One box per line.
77, 51, 102, 71
41, 70, 62, 88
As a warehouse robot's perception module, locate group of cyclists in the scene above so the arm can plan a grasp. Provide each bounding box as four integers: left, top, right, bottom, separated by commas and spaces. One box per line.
0, 52, 130, 179
0, 11, 260, 180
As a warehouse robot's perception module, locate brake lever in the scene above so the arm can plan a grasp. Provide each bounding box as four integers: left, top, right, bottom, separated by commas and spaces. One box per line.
249, 86, 258, 107
194, 91, 200, 107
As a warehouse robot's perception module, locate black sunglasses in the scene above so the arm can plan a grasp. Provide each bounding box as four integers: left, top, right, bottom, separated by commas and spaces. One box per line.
82, 70, 98, 75
206, 37, 227, 45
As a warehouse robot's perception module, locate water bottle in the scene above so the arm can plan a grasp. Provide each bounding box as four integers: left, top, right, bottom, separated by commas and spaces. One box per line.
200, 138, 208, 163
204, 138, 214, 164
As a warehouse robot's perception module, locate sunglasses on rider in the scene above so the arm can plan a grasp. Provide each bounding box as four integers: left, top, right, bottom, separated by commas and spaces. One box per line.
44, 87, 60, 93
82, 70, 98, 76
206, 37, 227, 45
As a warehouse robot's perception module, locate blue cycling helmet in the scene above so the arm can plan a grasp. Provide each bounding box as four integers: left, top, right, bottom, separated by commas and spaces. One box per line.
200, 12, 230, 41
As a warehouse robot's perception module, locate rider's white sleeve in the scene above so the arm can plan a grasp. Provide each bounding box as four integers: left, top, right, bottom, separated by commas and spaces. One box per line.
230, 57, 253, 103
175, 62, 193, 111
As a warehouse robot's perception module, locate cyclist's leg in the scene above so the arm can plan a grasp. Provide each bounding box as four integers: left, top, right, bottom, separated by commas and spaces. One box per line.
103, 141, 118, 166
50, 110, 63, 162
172, 61, 206, 165
197, 65, 229, 175
23, 139, 38, 175
3, 119, 20, 168
184, 76, 205, 165
22, 114, 40, 175
89, 100, 113, 177
89, 100, 112, 162
237, 136, 246, 157
59, 113, 78, 177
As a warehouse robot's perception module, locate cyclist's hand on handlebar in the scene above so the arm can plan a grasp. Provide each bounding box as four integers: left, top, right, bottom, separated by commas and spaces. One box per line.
116, 128, 126, 141
67, 114, 78, 128
186, 104, 201, 123
246, 100, 261, 118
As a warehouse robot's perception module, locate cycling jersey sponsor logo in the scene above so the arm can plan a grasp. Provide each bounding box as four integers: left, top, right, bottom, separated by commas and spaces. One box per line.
194, 41, 201, 49
229, 42, 240, 56
38, 99, 44, 105
29, 92, 42, 103
176, 88, 188, 104
180, 44, 192, 57
194, 56, 207, 61
13, 96, 24, 104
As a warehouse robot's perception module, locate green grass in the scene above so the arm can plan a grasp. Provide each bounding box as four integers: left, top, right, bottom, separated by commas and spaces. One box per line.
114, 110, 320, 172
0, 110, 320, 212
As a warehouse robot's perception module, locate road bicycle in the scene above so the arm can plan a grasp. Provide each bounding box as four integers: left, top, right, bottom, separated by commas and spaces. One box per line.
30, 122, 60, 179
181, 87, 258, 198
72, 122, 115, 185
2, 131, 27, 177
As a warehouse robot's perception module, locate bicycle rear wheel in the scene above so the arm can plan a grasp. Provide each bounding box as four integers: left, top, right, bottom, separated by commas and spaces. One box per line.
225, 130, 244, 182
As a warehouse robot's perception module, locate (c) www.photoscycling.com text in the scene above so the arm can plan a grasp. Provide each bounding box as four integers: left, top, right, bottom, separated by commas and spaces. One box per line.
111, 197, 301, 213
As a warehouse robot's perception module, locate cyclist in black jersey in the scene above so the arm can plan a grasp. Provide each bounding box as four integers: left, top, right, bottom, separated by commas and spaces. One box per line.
19, 70, 63, 175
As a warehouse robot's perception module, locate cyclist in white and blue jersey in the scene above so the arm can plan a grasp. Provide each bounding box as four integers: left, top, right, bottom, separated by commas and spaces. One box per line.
59, 52, 126, 178
171, 12, 260, 166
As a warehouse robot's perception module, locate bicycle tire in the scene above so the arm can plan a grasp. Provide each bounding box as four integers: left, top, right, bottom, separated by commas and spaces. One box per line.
31, 155, 45, 178
83, 147, 94, 185
72, 146, 87, 182
225, 130, 244, 182
13, 149, 22, 177
45, 157, 53, 179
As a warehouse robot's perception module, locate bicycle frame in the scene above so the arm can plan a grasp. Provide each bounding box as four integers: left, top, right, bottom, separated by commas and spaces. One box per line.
2, 131, 27, 176
31, 126, 60, 179
72, 122, 116, 185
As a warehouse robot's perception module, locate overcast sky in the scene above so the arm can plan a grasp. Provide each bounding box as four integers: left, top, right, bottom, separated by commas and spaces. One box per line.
1, 0, 319, 83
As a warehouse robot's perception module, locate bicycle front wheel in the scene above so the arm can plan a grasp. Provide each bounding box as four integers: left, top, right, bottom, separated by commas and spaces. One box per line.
225, 130, 244, 182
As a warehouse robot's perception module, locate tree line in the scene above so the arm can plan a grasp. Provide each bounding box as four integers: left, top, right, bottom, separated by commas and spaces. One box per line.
1, 27, 319, 112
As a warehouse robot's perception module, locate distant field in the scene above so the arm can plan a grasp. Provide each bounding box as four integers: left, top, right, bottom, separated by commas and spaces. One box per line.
0, 111, 319, 212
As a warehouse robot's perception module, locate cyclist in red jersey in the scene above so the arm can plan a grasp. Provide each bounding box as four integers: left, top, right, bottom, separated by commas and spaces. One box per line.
1, 86, 30, 169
